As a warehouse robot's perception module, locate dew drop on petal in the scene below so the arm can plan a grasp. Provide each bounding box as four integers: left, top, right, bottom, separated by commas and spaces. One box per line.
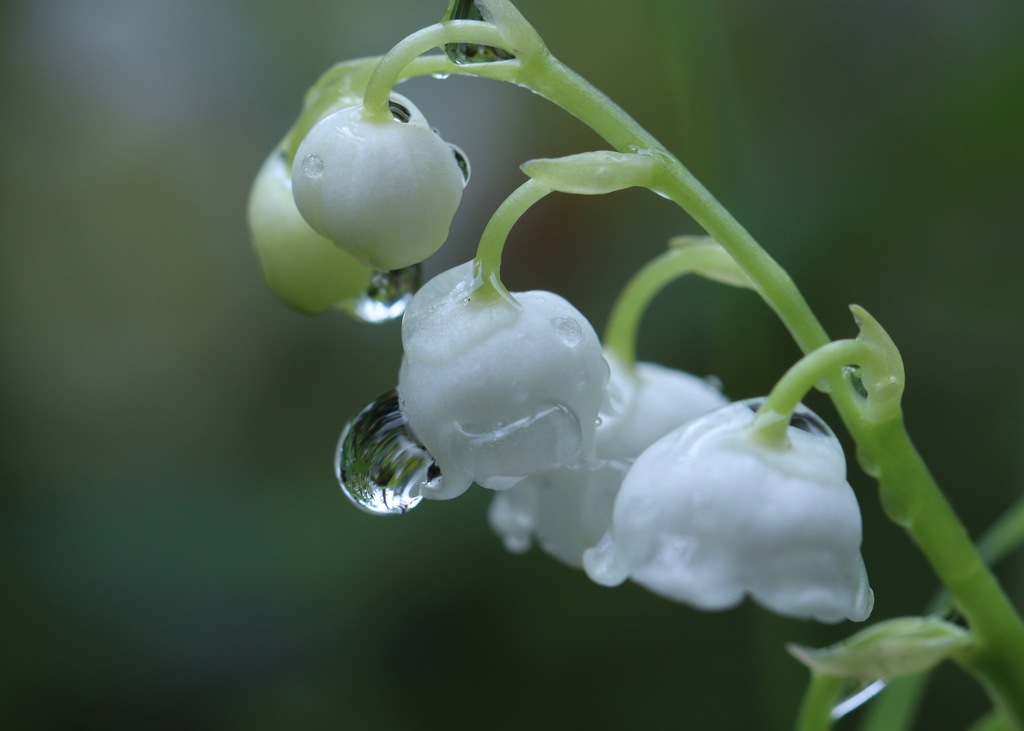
301, 154, 324, 178
335, 390, 442, 515
341, 265, 422, 323
550, 316, 582, 347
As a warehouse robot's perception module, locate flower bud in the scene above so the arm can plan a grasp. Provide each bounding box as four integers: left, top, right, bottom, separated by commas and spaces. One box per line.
291, 93, 467, 271
398, 263, 609, 496
248, 149, 373, 314
583, 400, 873, 623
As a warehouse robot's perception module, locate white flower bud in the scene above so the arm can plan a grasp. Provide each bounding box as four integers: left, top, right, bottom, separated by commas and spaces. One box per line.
398, 263, 609, 496
597, 354, 729, 460
291, 93, 467, 271
583, 400, 873, 623
248, 149, 373, 314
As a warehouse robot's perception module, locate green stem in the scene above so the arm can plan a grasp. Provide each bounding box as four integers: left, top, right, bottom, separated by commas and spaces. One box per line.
603, 240, 751, 368
859, 495, 1024, 731
362, 10, 1024, 724
472, 179, 551, 302
519, 47, 1024, 729
751, 339, 870, 447
854, 418, 1024, 728
795, 673, 843, 731
362, 21, 510, 119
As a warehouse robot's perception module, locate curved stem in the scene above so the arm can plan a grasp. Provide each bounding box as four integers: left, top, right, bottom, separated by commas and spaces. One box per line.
362, 21, 511, 119
795, 673, 842, 731
472, 179, 551, 302
751, 340, 870, 447
361, 12, 1024, 722
603, 241, 751, 368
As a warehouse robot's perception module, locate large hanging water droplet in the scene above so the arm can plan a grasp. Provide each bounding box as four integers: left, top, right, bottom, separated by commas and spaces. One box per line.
340, 265, 421, 323
336, 390, 442, 515
442, 0, 516, 64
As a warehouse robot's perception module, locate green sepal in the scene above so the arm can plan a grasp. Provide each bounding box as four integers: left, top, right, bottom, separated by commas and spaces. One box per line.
283, 57, 383, 166
787, 616, 973, 681
521, 149, 668, 195
667, 235, 754, 289
850, 304, 906, 419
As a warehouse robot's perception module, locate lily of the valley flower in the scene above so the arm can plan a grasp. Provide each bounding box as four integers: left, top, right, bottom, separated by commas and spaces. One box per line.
597, 354, 729, 460
583, 400, 873, 623
490, 355, 728, 566
291, 93, 467, 271
398, 262, 609, 498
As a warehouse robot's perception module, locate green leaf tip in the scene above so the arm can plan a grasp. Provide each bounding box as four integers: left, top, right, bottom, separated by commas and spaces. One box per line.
787, 616, 973, 681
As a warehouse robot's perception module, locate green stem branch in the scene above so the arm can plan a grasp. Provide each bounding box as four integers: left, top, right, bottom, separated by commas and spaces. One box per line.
795, 673, 842, 731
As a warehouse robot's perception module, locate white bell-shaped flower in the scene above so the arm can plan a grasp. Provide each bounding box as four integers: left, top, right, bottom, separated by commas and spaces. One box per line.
291, 93, 467, 271
490, 356, 728, 566
248, 149, 373, 314
583, 400, 873, 623
597, 354, 729, 460
398, 263, 609, 498
488, 460, 627, 567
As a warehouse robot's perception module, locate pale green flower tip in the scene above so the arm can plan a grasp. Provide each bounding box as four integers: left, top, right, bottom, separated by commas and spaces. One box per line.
787, 616, 972, 680
291, 93, 466, 272
399, 263, 609, 491
587, 401, 872, 623
248, 149, 373, 314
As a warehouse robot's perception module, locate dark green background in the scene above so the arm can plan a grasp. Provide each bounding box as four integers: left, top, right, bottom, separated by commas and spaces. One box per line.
2, 0, 1022, 728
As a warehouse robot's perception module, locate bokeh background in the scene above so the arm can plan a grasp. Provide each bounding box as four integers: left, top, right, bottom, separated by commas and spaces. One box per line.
3, 0, 1023, 728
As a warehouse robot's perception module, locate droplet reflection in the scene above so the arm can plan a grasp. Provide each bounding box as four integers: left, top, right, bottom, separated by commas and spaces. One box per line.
442, 0, 516, 64
339, 265, 421, 323
744, 397, 832, 438
336, 390, 442, 515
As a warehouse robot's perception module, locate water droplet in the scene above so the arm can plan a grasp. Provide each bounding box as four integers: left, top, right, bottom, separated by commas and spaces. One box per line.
449, 144, 471, 186
830, 679, 887, 721
550, 317, 582, 347
336, 390, 442, 515
442, 0, 516, 64
843, 364, 869, 398
301, 154, 324, 178
341, 265, 422, 323
452, 404, 583, 489
744, 398, 832, 437
388, 99, 412, 123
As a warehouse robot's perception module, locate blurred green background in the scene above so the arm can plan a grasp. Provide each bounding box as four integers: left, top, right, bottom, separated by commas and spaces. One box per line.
2, 0, 1023, 728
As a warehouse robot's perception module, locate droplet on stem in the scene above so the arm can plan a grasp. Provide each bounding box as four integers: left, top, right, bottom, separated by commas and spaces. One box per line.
336, 390, 442, 515
442, 0, 516, 64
